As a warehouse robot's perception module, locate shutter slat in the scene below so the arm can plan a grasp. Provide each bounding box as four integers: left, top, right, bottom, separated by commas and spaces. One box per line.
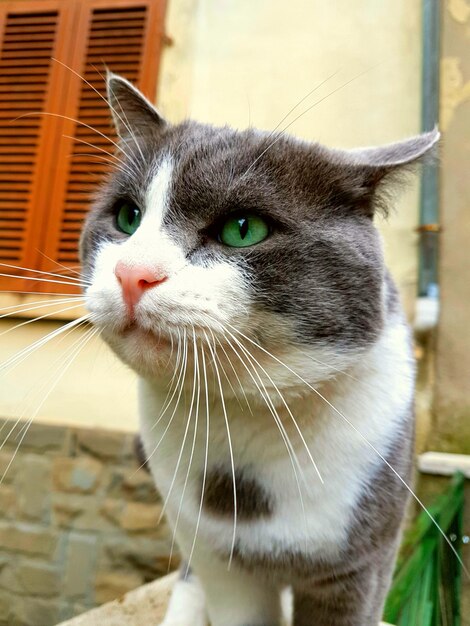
53, 1, 159, 269
0, 5, 59, 283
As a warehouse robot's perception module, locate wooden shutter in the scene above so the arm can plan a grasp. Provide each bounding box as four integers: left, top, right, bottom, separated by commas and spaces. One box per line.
37, 0, 166, 293
0, 0, 75, 291
0, 0, 166, 294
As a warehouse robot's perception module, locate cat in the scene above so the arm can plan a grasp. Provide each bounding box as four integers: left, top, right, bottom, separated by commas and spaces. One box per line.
80, 73, 438, 626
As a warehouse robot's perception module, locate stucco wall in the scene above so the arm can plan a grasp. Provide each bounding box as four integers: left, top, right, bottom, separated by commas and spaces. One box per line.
159, 0, 424, 311
433, 0, 470, 454
0, 0, 424, 430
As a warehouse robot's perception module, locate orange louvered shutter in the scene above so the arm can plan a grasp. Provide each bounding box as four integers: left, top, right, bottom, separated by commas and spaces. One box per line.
36, 0, 166, 293
0, 0, 166, 294
0, 0, 76, 291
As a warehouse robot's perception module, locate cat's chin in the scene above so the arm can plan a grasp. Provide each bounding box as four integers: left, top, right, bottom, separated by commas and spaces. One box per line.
119, 322, 172, 349
99, 322, 176, 378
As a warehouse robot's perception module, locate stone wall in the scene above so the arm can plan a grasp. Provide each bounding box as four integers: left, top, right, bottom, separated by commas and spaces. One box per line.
0, 418, 177, 626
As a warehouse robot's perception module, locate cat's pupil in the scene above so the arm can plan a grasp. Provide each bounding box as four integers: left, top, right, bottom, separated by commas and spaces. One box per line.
238, 217, 249, 239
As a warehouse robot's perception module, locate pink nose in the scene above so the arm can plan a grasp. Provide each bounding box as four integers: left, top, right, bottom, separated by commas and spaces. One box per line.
115, 261, 167, 317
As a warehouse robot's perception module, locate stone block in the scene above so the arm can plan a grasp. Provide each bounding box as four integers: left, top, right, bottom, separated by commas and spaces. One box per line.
74, 429, 126, 460
64, 533, 97, 600
101, 500, 162, 533
17, 560, 61, 597
0, 553, 9, 570
0, 450, 18, 484
58, 600, 92, 623
52, 493, 114, 531
101, 535, 173, 579
100, 499, 124, 526
107, 466, 159, 503
94, 571, 143, 605
10, 595, 60, 626
0, 590, 11, 622
0, 485, 16, 518
15, 454, 51, 521
16, 422, 70, 455
0, 522, 58, 557
121, 502, 164, 533
0, 562, 22, 593
53, 457, 102, 494
52, 493, 87, 528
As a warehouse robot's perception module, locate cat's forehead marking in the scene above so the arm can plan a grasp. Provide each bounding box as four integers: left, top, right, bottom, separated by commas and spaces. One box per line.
144, 157, 173, 227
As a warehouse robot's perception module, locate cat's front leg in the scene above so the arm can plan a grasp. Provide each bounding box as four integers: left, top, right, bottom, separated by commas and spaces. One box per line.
293, 563, 389, 626
159, 565, 207, 626
193, 554, 282, 626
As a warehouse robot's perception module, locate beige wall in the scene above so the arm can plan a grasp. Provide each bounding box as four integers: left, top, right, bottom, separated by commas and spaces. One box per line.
432, 1, 470, 455
159, 0, 424, 312
0, 0, 424, 431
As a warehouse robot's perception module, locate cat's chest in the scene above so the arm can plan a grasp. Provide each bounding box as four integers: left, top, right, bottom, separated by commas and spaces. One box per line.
138, 375, 405, 561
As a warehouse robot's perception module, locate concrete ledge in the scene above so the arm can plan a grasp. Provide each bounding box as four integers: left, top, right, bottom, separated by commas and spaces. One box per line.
58, 572, 393, 625
418, 451, 470, 478
59, 573, 177, 625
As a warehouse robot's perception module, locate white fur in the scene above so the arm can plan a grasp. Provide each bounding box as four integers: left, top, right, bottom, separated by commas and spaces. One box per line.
160, 577, 207, 626
138, 318, 413, 625
185, 557, 281, 626
145, 158, 173, 228
141, 319, 412, 559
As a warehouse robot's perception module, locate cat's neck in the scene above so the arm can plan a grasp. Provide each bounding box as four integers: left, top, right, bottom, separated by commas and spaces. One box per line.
138, 316, 414, 449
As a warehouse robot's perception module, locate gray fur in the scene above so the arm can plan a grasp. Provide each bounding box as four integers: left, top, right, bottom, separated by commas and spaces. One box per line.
134, 434, 150, 472
80, 75, 438, 626
81, 79, 437, 352
203, 467, 273, 520
220, 425, 413, 625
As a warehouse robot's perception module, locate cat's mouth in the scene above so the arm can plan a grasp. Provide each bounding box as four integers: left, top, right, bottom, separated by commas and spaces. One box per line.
119, 321, 172, 350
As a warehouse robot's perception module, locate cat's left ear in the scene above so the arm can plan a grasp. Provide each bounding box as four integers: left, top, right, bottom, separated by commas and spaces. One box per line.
106, 72, 167, 140
340, 128, 439, 216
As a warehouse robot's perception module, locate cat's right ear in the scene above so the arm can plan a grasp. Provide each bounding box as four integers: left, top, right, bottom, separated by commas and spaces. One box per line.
106, 73, 167, 140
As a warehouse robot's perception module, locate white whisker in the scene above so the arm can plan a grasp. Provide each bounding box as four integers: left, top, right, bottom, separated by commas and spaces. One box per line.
51, 57, 144, 164
208, 328, 244, 412
242, 65, 378, 178
159, 329, 198, 525
168, 328, 201, 571
221, 319, 469, 578
0, 296, 84, 317
63, 135, 133, 174
221, 331, 309, 547
0, 290, 84, 298
214, 321, 323, 484
142, 331, 189, 467
0, 302, 87, 343
151, 331, 188, 429
186, 335, 210, 575
35, 252, 82, 278
204, 330, 237, 569
0, 262, 90, 285
213, 334, 253, 415
14, 111, 125, 158
0, 314, 91, 374
1, 326, 99, 483
0, 272, 86, 288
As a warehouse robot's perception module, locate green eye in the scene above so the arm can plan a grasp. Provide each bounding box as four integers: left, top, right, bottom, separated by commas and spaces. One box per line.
219, 214, 269, 248
116, 202, 142, 235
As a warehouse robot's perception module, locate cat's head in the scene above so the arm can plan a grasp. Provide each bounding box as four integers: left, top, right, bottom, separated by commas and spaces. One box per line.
81, 74, 438, 390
